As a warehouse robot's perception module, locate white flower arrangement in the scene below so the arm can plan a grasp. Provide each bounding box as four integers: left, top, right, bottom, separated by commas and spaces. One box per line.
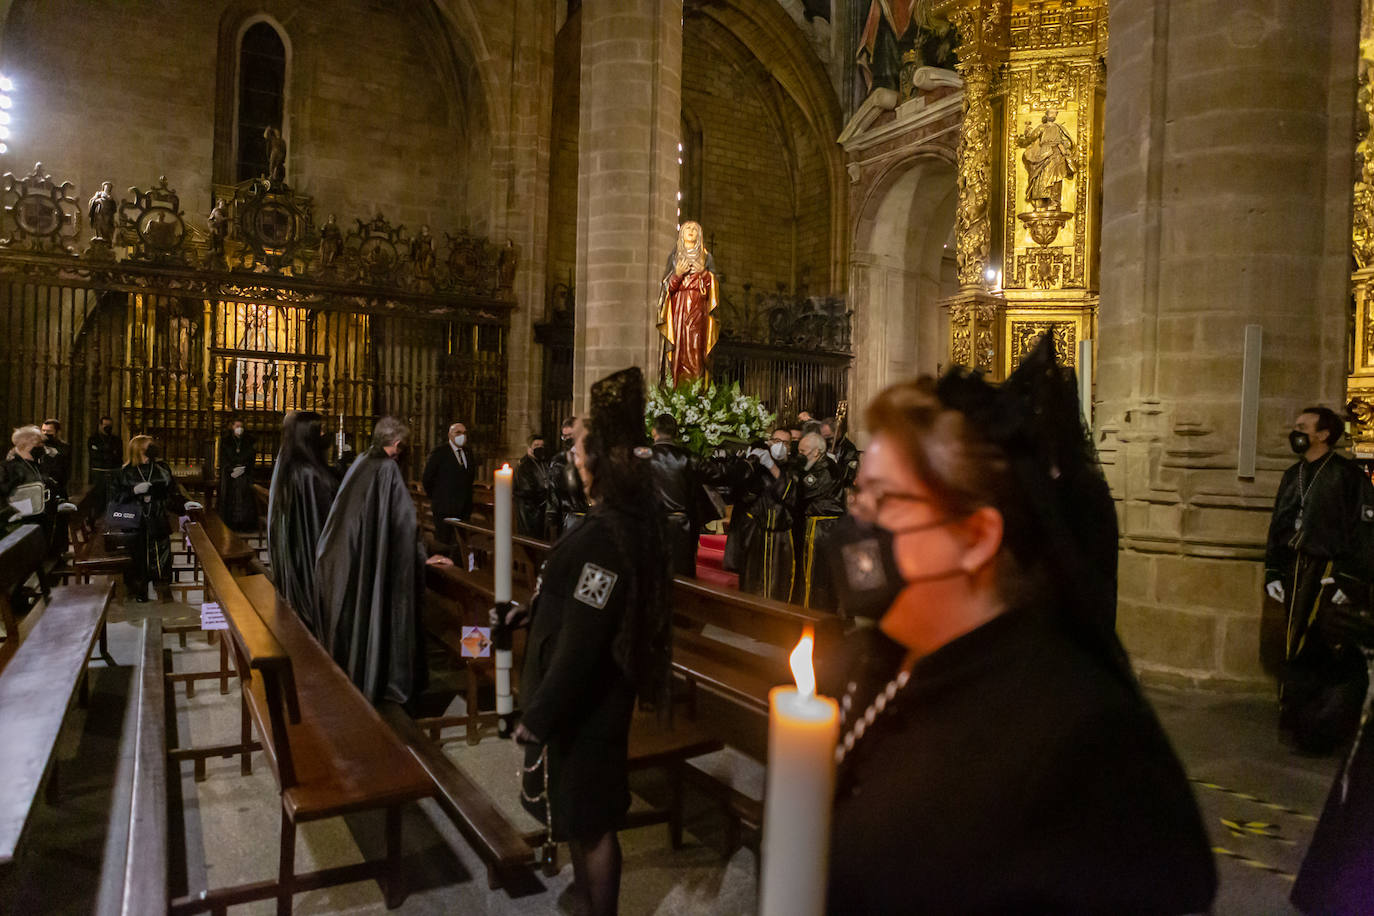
646, 377, 776, 457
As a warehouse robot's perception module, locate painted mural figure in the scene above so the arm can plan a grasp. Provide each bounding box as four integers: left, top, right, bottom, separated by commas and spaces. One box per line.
656, 220, 719, 386
1018, 108, 1077, 211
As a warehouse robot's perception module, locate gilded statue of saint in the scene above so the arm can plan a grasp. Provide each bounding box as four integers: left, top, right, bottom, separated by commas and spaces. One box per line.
656, 220, 719, 386
1017, 108, 1076, 211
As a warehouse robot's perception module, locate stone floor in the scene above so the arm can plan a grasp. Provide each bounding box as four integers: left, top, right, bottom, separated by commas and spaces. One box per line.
0, 593, 1347, 915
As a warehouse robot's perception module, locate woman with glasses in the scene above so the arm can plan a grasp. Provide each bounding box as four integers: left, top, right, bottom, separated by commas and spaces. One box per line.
825, 339, 1215, 914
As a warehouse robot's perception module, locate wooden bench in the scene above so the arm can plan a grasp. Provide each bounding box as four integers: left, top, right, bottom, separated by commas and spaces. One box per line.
175, 523, 432, 915
97, 616, 169, 916
56, 485, 131, 592
0, 524, 114, 867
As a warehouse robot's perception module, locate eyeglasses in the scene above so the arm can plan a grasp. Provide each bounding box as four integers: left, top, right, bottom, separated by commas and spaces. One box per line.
850, 482, 932, 519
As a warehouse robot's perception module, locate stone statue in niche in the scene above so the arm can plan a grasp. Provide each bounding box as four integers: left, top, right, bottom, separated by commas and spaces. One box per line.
656, 220, 719, 385
498, 239, 518, 290
207, 197, 231, 266
263, 126, 286, 183
1018, 108, 1076, 213
87, 181, 116, 242
318, 214, 343, 270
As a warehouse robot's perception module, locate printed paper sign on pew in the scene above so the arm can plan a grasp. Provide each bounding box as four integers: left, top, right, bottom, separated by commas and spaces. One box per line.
201, 601, 229, 630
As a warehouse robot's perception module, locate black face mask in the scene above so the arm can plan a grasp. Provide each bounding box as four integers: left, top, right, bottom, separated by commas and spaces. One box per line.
102, 425, 112, 435
532, 446, 549, 462
827, 513, 965, 621
560, 436, 573, 451
43, 434, 54, 443
144, 444, 159, 460
1289, 430, 1311, 455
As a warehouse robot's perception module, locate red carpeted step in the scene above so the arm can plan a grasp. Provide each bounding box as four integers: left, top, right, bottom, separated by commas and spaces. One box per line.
699, 533, 728, 552
697, 545, 727, 572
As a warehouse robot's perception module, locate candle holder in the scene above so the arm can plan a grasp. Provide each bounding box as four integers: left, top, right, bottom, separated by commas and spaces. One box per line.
489, 600, 516, 737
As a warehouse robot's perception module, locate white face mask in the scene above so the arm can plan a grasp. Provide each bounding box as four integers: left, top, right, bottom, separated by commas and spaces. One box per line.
769, 442, 789, 461
453, 433, 467, 448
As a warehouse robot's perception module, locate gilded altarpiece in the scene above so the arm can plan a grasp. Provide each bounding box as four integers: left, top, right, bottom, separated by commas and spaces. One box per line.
1347, 1, 1374, 455
936, 0, 1106, 380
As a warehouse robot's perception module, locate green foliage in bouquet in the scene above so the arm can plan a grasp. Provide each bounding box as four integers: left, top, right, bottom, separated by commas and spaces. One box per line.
645, 378, 776, 457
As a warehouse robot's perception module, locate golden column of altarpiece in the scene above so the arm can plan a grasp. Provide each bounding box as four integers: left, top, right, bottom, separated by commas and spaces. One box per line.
934, 0, 1107, 381
1347, 0, 1374, 454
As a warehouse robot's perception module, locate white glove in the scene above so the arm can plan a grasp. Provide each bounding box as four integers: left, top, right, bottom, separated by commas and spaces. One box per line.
758, 450, 775, 470
133, 481, 151, 495
1266, 580, 1284, 602
56, 502, 77, 513
184, 500, 203, 511
230, 466, 245, 478
44, 446, 57, 457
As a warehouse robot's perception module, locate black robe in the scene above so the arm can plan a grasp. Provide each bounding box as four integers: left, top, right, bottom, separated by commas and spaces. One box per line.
828, 610, 1217, 914
1265, 452, 1374, 752
551, 449, 588, 537
520, 509, 640, 841
315, 447, 427, 706
1293, 687, 1374, 914
218, 431, 258, 531
737, 460, 798, 603
513, 453, 553, 539
795, 456, 845, 611
109, 460, 187, 596
267, 458, 338, 636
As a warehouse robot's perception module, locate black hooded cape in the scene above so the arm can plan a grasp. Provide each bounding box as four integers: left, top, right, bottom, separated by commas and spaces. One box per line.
314, 447, 427, 706
267, 457, 337, 636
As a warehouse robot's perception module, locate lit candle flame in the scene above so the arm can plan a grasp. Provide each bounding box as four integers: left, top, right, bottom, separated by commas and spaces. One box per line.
789, 626, 816, 699
498, 463, 512, 475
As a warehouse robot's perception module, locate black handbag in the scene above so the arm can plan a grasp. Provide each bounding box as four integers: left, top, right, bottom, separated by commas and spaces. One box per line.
103, 497, 145, 533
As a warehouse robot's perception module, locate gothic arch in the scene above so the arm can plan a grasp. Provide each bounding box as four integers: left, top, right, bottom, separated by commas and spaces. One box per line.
686, 0, 847, 293
849, 152, 958, 435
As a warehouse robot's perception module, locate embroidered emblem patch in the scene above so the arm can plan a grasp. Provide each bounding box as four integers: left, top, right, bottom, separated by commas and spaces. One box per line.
574, 563, 619, 609
805, 474, 817, 487
1363, 504, 1374, 523
841, 538, 887, 591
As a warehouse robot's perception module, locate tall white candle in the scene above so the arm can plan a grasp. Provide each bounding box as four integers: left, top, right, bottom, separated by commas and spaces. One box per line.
494, 463, 513, 604
760, 630, 838, 916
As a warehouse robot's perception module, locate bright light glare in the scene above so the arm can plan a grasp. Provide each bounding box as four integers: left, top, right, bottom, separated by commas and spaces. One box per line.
0, 76, 13, 92
0, 127, 11, 140
0, 113, 11, 126
0, 143, 9, 155
0, 96, 11, 110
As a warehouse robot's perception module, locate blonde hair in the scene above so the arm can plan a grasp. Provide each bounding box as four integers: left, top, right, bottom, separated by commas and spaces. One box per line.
126, 434, 153, 466
9, 425, 42, 459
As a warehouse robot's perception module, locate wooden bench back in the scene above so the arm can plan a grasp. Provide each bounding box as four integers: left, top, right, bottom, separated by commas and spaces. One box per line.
186, 522, 301, 787
446, 519, 839, 653
0, 525, 46, 670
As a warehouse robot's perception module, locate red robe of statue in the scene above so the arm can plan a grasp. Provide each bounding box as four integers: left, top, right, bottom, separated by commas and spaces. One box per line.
657, 252, 719, 386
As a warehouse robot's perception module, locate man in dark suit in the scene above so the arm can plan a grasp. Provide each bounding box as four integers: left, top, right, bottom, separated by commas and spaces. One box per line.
422, 421, 476, 544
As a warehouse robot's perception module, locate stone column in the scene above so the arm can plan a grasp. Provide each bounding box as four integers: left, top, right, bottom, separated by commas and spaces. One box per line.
573, 0, 684, 405
1098, 0, 1358, 685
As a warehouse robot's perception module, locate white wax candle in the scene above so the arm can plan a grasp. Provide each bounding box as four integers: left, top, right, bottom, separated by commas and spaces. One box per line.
760, 636, 838, 916
494, 463, 513, 604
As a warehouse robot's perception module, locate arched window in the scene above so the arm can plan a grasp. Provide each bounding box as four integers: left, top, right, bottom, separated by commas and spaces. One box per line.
235, 21, 287, 182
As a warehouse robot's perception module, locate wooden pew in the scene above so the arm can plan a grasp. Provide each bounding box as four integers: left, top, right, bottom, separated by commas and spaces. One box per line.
55, 485, 131, 591
97, 616, 169, 916
0, 524, 114, 867
177, 523, 432, 914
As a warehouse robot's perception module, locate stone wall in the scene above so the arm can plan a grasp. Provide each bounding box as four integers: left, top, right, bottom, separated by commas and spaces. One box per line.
683, 12, 831, 299
1, 0, 487, 233
1099, 0, 1359, 687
